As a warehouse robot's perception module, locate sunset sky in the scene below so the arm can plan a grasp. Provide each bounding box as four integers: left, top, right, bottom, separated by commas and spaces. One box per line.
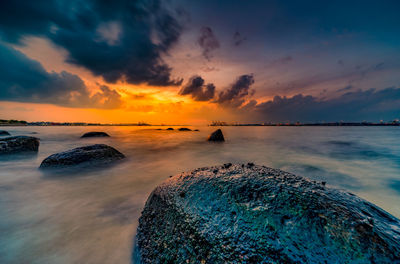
1, 0, 400, 124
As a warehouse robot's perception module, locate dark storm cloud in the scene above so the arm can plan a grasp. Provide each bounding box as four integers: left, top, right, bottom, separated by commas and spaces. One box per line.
179, 76, 215, 101
0, 43, 122, 108
197, 27, 220, 61
0, 0, 183, 86
253, 87, 400, 122
216, 74, 255, 107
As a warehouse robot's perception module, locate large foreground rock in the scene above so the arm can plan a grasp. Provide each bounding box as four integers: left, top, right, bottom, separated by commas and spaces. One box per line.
0, 136, 39, 154
39, 144, 124, 169
0, 130, 10, 136
207, 129, 224, 141
81, 131, 110, 138
136, 164, 400, 264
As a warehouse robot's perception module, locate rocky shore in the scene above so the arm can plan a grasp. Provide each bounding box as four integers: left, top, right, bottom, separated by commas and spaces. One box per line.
136, 164, 400, 264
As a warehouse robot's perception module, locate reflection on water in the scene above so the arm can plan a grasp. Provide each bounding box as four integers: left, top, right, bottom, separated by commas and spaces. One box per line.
0, 126, 400, 263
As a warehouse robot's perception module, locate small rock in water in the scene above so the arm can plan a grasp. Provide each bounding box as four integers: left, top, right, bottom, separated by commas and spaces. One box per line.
136, 164, 400, 263
166, 128, 174, 130
224, 163, 232, 168
0, 136, 39, 154
0, 130, 11, 136
207, 129, 224, 142
178, 128, 191, 131
39, 144, 125, 169
81, 131, 110, 138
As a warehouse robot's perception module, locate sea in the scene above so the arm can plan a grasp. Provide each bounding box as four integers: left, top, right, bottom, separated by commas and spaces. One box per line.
0, 126, 399, 263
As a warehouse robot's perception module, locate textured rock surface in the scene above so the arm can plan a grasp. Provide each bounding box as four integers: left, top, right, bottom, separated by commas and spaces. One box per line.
0, 136, 39, 154
0, 130, 10, 136
178, 128, 192, 131
136, 164, 400, 264
81, 131, 110, 138
207, 129, 224, 141
40, 144, 124, 168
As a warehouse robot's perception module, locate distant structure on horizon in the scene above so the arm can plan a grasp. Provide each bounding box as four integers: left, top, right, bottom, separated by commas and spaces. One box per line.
209, 120, 400, 127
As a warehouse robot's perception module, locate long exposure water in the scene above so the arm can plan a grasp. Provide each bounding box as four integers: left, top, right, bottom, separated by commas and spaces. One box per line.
0, 126, 399, 263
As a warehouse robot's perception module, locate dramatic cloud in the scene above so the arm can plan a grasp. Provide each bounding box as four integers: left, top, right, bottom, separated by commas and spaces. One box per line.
0, 43, 122, 108
253, 88, 400, 122
179, 76, 215, 101
0, 0, 183, 86
216, 74, 255, 107
197, 27, 220, 61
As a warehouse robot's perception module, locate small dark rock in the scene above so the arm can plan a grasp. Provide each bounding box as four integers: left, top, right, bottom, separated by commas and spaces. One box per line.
178, 128, 191, 131
81, 131, 110, 138
0, 136, 39, 154
224, 163, 232, 168
207, 129, 225, 142
39, 144, 124, 169
166, 128, 174, 130
194, 129, 200, 131
0, 130, 10, 136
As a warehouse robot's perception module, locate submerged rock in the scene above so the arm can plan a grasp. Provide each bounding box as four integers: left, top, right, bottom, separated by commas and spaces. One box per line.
178, 128, 191, 131
81, 131, 110, 138
39, 144, 125, 169
0, 130, 10, 136
136, 164, 400, 264
0, 136, 39, 154
207, 129, 224, 141
166, 128, 174, 130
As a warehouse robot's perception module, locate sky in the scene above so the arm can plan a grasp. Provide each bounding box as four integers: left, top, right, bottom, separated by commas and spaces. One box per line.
0, 0, 400, 124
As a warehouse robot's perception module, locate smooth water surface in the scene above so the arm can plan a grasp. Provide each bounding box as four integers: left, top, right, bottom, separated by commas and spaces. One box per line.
0, 126, 399, 263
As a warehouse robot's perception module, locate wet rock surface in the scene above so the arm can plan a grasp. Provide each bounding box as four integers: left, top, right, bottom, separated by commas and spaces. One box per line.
136, 164, 400, 264
207, 129, 224, 141
0, 130, 11, 136
81, 131, 110, 138
0, 136, 39, 154
39, 144, 125, 169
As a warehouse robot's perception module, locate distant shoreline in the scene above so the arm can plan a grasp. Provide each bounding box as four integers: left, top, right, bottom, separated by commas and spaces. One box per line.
1, 124, 400, 127
1, 119, 400, 127
209, 123, 400, 127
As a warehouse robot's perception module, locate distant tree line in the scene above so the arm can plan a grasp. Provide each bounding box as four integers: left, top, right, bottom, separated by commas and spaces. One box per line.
0, 119, 27, 125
